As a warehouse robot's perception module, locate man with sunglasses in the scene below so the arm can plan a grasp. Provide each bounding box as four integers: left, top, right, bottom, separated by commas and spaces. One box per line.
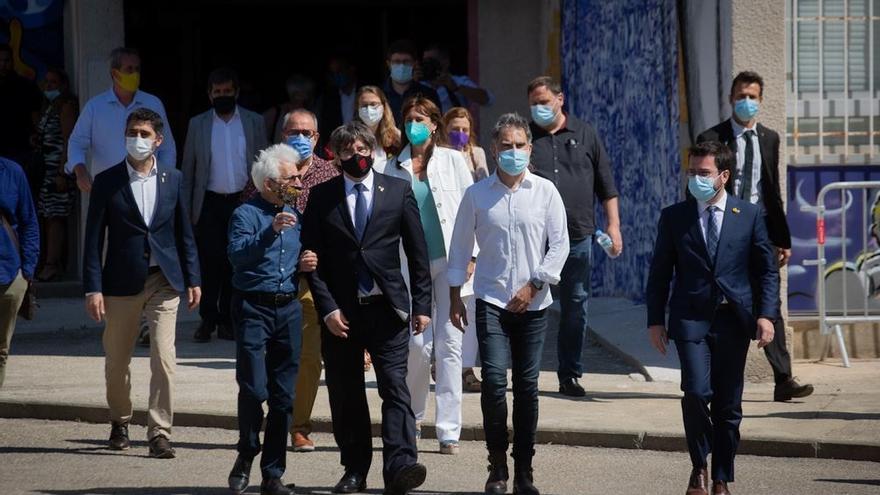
182, 67, 268, 343
278, 108, 339, 453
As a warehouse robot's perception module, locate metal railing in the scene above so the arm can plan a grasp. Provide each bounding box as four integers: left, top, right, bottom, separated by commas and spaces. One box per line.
800, 180, 880, 367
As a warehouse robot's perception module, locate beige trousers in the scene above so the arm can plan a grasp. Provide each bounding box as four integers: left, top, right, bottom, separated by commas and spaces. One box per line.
0, 270, 27, 387
291, 277, 322, 435
103, 271, 180, 440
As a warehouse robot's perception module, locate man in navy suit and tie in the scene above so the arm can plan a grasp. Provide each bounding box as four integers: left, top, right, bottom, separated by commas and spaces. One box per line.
83, 108, 201, 459
646, 141, 778, 495
301, 122, 432, 495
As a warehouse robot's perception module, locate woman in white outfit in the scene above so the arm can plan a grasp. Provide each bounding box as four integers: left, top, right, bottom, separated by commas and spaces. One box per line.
374, 96, 476, 455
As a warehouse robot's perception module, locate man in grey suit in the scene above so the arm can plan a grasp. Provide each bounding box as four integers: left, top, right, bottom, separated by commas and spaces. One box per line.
182, 67, 269, 342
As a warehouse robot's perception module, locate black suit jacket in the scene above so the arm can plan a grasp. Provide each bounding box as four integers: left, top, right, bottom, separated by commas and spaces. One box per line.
83, 161, 201, 296
696, 119, 791, 249
301, 172, 432, 322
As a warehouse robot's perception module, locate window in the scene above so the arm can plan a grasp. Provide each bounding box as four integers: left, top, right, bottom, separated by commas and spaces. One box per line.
786, 0, 880, 164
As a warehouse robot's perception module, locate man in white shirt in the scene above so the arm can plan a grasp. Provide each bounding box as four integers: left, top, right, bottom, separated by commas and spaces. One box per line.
181, 67, 268, 342
67, 47, 176, 193
448, 113, 569, 495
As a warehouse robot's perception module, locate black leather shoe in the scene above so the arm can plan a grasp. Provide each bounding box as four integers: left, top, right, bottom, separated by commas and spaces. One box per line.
485, 451, 509, 494
774, 378, 814, 402
148, 435, 176, 459
228, 454, 253, 494
512, 468, 539, 494
385, 463, 426, 494
333, 471, 367, 493
217, 321, 235, 341
108, 422, 130, 450
261, 477, 294, 495
558, 378, 586, 397
193, 320, 215, 342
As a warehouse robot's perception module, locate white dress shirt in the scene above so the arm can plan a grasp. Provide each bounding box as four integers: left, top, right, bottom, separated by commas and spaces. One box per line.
207, 108, 248, 193
731, 119, 762, 204
343, 170, 381, 296
339, 88, 356, 125
696, 190, 727, 246
448, 170, 570, 311
66, 88, 176, 175
126, 157, 159, 266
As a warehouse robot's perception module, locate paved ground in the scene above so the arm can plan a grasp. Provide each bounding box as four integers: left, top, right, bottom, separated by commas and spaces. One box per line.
1, 419, 879, 495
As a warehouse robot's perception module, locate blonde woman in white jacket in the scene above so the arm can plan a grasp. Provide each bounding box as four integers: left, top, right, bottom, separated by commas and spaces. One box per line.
374, 96, 476, 455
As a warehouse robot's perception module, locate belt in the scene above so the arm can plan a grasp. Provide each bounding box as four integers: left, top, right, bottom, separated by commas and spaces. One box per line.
205, 190, 243, 200
148, 266, 161, 275
242, 291, 297, 307
357, 294, 385, 305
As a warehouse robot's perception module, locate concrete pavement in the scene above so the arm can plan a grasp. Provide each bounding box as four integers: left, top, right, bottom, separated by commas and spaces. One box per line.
1, 297, 879, 463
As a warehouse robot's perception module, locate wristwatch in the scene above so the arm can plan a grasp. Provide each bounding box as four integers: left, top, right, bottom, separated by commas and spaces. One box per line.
529, 277, 545, 291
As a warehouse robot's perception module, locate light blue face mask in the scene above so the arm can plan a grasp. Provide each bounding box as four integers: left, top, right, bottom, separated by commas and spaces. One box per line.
734, 98, 759, 121
530, 104, 557, 127
285, 134, 313, 160
405, 121, 431, 146
687, 174, 720, 202
497, 149, 530, 175
390, 63, 413, 84
44, 89, 61, 101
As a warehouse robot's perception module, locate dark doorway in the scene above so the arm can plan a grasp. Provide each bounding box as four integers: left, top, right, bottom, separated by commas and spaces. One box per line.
124, 0, 470, 159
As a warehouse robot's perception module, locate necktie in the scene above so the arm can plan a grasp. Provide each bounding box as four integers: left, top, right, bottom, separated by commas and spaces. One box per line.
740, 130, 755, 200
353, 183, 373, 292
706, 205, 719, 264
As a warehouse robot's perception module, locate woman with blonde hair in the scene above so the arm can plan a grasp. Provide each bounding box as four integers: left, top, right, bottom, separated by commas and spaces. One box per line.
373, 95, 476, 455
353, 85, 401, 169
442, 106, 489, 181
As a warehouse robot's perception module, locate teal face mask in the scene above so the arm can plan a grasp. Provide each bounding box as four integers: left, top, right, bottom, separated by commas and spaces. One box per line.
530, 104, 557, 126
687, 175, 720, 202
497, 149, 530, 175
405, 121, 431, 146
734, 98, 759, 121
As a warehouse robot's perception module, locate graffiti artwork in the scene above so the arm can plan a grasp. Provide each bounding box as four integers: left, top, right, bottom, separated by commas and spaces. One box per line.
0, 0, 64, 81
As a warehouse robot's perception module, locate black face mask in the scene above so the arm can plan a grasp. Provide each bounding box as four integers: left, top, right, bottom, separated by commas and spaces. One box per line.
212, 95, 236, 114
340, 154, 373, 179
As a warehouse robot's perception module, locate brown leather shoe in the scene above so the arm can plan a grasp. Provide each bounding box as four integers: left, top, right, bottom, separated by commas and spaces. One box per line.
712, 481, 731, 494
685, 467, 709, 495
292, 431, 315, 452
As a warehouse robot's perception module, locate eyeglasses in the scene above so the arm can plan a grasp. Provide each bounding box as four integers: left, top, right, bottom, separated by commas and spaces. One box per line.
272, 174, 303, 184
338, 148, 372, 160
360, 102, 382, 109
284, 129, 316, 138
686, 171, 722, 178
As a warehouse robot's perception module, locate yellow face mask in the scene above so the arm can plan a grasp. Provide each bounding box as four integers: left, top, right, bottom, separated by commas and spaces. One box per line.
112, 69, 140, 93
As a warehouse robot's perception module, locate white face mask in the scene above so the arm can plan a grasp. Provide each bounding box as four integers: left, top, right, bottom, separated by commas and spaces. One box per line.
126, 136, 155, 161
358, 104, 383, 126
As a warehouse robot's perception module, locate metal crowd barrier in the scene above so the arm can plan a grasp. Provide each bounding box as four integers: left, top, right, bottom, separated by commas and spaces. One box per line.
800, 181, 880, 368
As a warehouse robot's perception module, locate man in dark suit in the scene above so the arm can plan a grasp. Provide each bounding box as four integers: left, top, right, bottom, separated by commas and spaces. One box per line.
647, 141, 779, 495
83, 108, 201, 458
182, 67, 269, 342
697, 71, 813, 402
301, 122, 432, 495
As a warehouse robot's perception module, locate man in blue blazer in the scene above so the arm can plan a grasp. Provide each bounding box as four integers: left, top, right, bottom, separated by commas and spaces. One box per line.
83, 108, 201, 459
646, 141, 778, 495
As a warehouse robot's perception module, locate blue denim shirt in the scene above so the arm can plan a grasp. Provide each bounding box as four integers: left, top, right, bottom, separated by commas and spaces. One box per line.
0, 158, 39, 284
228, 195, 300, 294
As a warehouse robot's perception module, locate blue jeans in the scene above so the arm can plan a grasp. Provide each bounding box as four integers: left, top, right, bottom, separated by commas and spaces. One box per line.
232, 293, 302, 480
476, 299, 547, 463
557, 236, 592, 382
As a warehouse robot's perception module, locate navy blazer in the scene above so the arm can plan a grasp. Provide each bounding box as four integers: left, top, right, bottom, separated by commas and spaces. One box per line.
300, 172, 432, 323
645, 195, 779, 341
83, 161, 201, 296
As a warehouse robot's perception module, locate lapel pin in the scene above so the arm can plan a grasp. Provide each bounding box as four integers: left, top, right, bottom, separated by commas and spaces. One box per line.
732, 207, 740, 214
378, 185, 385, 192
160, 172, 166, 183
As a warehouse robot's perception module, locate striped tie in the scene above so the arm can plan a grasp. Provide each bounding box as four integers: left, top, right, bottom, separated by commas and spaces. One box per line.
706, 205, 719, 263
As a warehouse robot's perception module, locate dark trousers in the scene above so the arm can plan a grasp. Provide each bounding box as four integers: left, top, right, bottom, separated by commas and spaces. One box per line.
764, 316, 793, 384
475, 299, 547, 464
321, 300, 417, 485
674, 308, 750, 482
232, 293, 302, 480
197, 191, 241, 327
556, 236, 592, 382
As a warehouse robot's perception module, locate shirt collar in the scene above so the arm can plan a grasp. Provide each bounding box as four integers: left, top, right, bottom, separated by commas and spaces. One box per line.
125, 156, 158, 180
697, 189, 728, 214
344, 169, 374, 194
213, 106, 241, 123
107, 87, 144, 106
489, 169, 534, 190
731, 118, 757, 137
530, 112, 581, 137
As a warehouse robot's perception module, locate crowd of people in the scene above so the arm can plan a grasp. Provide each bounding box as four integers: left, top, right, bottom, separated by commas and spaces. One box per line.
0, 39, 815, 495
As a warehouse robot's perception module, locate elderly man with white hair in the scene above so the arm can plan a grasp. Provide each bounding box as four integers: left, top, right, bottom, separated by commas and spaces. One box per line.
226, 143, 318, 495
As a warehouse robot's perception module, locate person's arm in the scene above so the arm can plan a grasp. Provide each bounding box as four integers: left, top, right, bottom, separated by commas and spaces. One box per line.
66, 100, 92, 174
399, 186, 433, 318
451, 152, 479, 259
175, 173, 202, 290
591, 126, 622, 254
750, 208, 780, 322
533, 188, 570, 285
253, 113, 269, 153
227, 207, 280, 268
82, 175, 108, 294
645, 208, 675, 355
15, 171, 39, 280
448, 187, 476, 330
180, 118, 197, 223
299, 190, 339, 319
155, 100, 177, 167
767, 130, 792, 255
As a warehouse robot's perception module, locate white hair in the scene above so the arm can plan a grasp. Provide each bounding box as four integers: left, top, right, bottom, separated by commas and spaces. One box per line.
251, 144, 300, 192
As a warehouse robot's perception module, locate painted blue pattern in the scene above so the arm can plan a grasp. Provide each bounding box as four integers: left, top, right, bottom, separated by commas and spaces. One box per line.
561, 0, 681, 302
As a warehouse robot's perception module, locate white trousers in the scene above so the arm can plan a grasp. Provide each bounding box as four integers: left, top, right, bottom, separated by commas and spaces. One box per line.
407, 257, 475, 442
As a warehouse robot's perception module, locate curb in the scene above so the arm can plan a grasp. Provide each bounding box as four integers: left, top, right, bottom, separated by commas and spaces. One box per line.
2, 400, 877, 462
